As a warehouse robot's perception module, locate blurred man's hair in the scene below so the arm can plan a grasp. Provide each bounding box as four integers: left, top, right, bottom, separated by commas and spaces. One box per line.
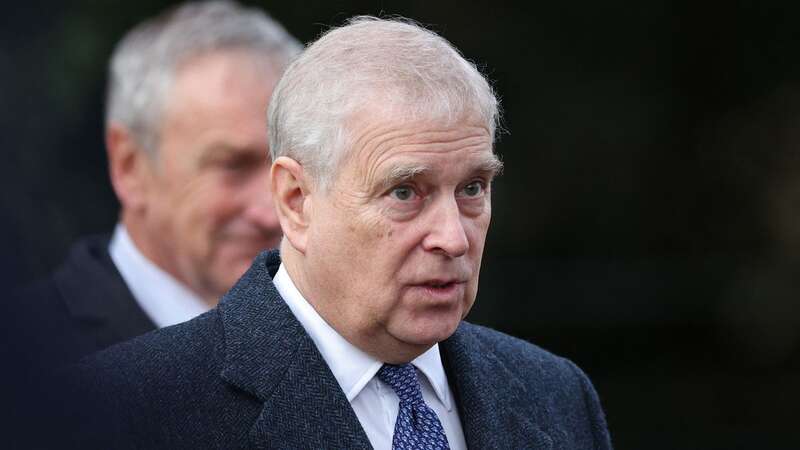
106, 0, 302, 156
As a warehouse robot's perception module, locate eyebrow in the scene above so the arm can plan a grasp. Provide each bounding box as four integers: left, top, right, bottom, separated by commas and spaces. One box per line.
379, 153, 504, 190
383, 164, 430, 188
475, 153, 504, 178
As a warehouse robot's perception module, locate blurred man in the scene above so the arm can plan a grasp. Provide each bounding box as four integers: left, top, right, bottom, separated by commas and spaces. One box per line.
15, 0, 301, 367
71, 17, 612, 449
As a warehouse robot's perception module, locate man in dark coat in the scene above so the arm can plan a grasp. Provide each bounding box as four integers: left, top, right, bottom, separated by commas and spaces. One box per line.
9, 1, 301, 368
69, 16, 613, 449
72, 251, 611, 449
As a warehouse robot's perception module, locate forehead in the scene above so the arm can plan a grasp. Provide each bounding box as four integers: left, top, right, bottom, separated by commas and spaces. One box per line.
158, 51, 277, 156
169, 50, 278, 110
342, 113, 497, 185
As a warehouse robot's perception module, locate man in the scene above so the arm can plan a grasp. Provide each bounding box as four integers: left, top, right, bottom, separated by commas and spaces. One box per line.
11, 1, 301, 367
70, 17, 612, 449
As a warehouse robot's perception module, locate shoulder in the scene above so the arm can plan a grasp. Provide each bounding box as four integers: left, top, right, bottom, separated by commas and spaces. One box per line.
5, 237, 111, 365
7, 234, 149, 366
64, 309, 259, 446
458, 321, 598, 394
74, 308, 223, 384
53, 234, 123, 290
454, 322, 613, 449
18, 234, 120, 303
66, 308, 227, 420
457, 321, 577, 375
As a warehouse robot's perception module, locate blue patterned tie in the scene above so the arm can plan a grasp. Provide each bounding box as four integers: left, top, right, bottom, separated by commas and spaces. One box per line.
377, 363, 451, 450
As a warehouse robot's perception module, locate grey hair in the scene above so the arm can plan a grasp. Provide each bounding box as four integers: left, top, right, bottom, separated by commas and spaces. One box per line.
268, 16, 500, 190
106, 0, 302, 156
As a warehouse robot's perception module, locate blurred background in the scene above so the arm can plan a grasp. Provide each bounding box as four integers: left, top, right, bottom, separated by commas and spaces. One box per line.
2, 1, 800, 448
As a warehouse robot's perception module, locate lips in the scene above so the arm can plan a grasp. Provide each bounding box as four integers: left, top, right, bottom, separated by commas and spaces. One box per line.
424, 279, 460, 288
408, 278, 467, 302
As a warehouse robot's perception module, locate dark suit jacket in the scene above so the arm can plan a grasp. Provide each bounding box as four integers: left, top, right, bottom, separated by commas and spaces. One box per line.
1, 235, 157, 447
7, 234, 155, 369
70, 250, 612, 449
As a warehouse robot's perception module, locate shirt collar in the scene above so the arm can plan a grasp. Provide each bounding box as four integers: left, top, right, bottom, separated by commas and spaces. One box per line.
109, 223, 209, 328
273, 264, 452, 410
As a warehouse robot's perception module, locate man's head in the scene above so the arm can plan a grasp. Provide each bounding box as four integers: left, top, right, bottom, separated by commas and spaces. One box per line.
269, 17, 502, 363
106, 1, 301, 303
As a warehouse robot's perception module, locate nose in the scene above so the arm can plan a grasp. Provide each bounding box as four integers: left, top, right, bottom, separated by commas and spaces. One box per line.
242, 167, 281, 233
421, 197, 469, 257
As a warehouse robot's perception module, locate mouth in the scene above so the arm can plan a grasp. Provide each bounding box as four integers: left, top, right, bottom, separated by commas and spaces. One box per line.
409, 279, 466, 302
427, 280, 458, 289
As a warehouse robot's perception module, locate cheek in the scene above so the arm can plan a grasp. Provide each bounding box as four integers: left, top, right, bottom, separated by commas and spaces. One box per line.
153, 181, 236, 265
183, 177, 241, 225
339, 216, 402, 301
468, 212, 492, 246
365, 219, 417, 276
336, 200, 391, 252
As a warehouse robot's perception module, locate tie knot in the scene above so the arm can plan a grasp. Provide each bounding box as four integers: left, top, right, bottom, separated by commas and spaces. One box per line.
377, 363, 424, 405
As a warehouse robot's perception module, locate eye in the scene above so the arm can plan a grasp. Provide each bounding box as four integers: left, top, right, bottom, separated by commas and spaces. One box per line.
389, 185, 416, 201
461, 181, 485, 197
221, 156, 259, 172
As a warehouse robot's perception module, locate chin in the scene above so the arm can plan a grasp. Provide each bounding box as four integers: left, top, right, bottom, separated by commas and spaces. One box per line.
397, 316, 462, 346
208, 265, 249, 297
218, 250, 256, 273
223, 266, 249, 287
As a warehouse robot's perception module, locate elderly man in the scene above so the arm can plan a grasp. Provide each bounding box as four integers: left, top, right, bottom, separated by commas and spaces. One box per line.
13, 1, 301, 367
70, 17, 612, 449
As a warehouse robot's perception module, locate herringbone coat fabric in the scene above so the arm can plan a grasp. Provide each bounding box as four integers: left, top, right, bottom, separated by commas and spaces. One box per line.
68, 250, 612, 449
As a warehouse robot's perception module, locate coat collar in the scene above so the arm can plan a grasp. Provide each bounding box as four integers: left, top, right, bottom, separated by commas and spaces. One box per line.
441, 323, 554, 450
55, 234, 155, 346
218, 250, 371, 449
219, 250, 553, 449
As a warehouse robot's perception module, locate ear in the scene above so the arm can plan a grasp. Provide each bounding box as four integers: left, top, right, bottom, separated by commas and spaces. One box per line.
106, 123, 154, 213
270, 156, 312, 254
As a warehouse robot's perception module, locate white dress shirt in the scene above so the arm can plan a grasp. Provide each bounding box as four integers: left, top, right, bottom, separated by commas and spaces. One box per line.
109, 224, 210, 328
273, 264, 467, 450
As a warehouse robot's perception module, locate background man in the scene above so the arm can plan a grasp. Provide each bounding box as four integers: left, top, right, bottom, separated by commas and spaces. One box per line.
12, 0, 301, 367
71, 17, 612, 449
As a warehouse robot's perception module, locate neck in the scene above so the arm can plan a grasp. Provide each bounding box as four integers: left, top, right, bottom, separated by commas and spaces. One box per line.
279, 242, 431, 363
121, 211, 217, 306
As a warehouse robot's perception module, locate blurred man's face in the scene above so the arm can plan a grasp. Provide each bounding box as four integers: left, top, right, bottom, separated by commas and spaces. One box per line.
302, 112, 500, 362
138, 50, 281, 301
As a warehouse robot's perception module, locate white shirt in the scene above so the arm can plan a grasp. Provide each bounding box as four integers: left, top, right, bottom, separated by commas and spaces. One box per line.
109, 224, 210, 328
273, 264, 467, 450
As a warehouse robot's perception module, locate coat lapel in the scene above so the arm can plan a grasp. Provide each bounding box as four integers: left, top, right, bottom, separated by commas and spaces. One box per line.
441, 323, 554, 450
218, 250, 371, 449
56, 235, 155, 347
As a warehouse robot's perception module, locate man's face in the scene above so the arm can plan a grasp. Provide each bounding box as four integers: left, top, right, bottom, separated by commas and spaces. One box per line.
138, 50, 281, 301
302, 113, 499, 361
